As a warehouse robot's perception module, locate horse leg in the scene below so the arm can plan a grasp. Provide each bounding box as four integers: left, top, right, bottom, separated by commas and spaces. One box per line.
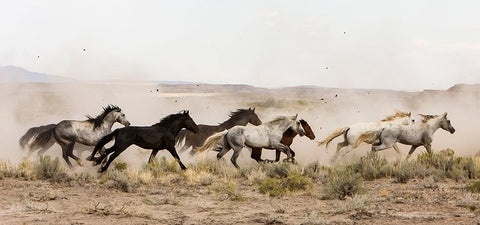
289, 147, 297, 164
166, 146, 187, 170
424, 143, 432, 155
99, 146, 126, 173
58, 141, 73, 168
331, 141, 348, 162
93, 145, 116, 166
149, 149, 160, 164
230, 147, 242, 169
216, 146, 231, 160
66, 142, 83, 166
392, 143, 401, 155
406, 145, 419, 160
273, 144, 291, 162
250, 147, 264, 163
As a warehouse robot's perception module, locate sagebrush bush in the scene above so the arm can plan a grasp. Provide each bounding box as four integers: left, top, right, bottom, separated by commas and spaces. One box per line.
302, 161, 329, 182
324, 165, 364, 200
34, 156, 70, 183
211, 179, 245, 201
392, 160, 430, 183
0, 159, 17, 179
142, 157, 179, 178
189, 158, 239, 178
416, 149, 479, 182
352, 152, 393, 180
101, 169, 132, 192
259, 171, 313, 197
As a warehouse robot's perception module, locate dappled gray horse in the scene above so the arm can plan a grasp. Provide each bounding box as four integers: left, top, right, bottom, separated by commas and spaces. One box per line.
196, 115, 306, 168
19, 105, 130, 167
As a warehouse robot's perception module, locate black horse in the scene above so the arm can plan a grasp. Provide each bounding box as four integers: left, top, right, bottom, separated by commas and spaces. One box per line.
87, 110, 199, 172
175, 108, 261, 154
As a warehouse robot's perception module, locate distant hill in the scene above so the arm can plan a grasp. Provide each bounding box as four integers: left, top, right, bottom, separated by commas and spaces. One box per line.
0, 66, 74, 83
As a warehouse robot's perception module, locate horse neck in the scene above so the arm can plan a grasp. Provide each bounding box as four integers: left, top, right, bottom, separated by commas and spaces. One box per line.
99, 112, 118, 131
427, 117, 443, 134
220, 116, 248, 129
168, 120, 186, 136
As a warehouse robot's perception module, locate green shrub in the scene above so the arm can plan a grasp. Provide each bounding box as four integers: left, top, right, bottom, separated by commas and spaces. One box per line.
468, 181, 480, 193
392, 160, 430, 183
324, 165, 364, 200
142, 157, 179, 178
259, 172, 313, 197
34, 156, 70, 183
352, 152, 392, 180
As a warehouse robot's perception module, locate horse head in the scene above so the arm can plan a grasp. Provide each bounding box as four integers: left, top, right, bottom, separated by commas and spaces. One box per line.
290, 115, 306, 137
182, 110, 199, 133
300, 119, 316, 140
113, 109, 131, 127
247, 107, 262, 125
439, 112, 455, 134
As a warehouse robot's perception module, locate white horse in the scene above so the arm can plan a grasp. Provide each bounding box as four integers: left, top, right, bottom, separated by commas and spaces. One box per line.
195, 115, 306, 168
318, 111, 413, 161
359, 113, 455, 159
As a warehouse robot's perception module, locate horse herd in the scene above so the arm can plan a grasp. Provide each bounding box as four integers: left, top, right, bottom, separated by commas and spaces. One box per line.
18, 105, 456, 172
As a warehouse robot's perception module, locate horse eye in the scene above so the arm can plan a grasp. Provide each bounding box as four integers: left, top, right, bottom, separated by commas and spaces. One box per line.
122, 114, 125, 116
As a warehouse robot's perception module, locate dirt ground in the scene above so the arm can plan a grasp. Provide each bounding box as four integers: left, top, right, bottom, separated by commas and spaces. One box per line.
0, 175, 478, 225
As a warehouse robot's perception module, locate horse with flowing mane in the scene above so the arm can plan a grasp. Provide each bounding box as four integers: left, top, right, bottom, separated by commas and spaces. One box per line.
19, 105, 130, 167
177, 108, 262, 154
317, 111, 413, 161
87, 110, 199, 172
195, 115, 306, 168
358, 112, 455, 159
250, 119, 316, 163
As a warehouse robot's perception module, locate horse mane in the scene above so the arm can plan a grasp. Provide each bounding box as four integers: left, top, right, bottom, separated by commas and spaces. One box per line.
154, 112, 186, 127
86, 105, 121, 129
418, 114, 439, 123
380, 111, 411, 122
265, 116, 289, 125
220, 108, 253, 124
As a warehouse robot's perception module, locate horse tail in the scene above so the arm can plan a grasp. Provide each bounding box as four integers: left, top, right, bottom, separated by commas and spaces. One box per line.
194, 130, 228, 154
87, 129, 119, 161
19, 124, 56, 151
355, 129, 382, 148
317, 127, 349, 148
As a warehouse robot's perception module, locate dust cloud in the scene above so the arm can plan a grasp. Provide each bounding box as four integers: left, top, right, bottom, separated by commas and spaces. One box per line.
1, 82, 479, 173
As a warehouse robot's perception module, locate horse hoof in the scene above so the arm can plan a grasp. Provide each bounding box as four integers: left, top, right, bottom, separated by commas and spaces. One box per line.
77, 159, 84, 166
97, 167, 106, 173
92, 161, 98, 166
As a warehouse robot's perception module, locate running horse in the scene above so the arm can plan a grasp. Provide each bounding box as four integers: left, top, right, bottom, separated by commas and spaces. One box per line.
88, 110, 199, 172
19, 105, 130, 167
196, 115, 306, 168
175, 108, 261, 154
250, 119, 316, 163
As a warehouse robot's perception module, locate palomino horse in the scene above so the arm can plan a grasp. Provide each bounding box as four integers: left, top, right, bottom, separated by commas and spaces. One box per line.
359, 113, 455, 159
196, 115, 306, 168
250, 119, 316, 163
87, 111, 199, 172
318, 111, 413, 161
19, 105, 130, 167
176, 108, 262, 154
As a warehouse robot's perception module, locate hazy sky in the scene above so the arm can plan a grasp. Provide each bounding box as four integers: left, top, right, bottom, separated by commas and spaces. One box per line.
1, 0, 480, 90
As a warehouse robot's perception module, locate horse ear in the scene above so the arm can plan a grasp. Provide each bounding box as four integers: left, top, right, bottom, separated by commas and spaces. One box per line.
291, 114, 298, 120
443, 112, 447, 118
252, 107, 255, 112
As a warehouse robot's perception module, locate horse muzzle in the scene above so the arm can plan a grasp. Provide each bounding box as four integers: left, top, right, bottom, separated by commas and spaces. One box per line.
449, 128, 455, 134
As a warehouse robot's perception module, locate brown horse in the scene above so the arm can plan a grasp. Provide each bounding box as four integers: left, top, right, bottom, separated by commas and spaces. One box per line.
249, 119, 315, 163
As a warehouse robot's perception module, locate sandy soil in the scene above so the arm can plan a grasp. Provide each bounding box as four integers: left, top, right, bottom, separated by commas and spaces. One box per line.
1, 82, 480, 224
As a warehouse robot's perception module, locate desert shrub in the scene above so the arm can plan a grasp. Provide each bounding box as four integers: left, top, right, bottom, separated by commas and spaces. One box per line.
101, 169, 132, 192
113, 161, 128, 171
17, 159, 35, 180
300, 211, 326, 225
33, 156, 70, 183
211, 179, 245, 201
468, 181, 480, 193
416, 149, 478, 182
246, 167, 266, 185
189, 158, 239, 178
352, 152, 393, 180
334, 195, 369, 214
262, 162, 301, 178
259, 171, 313, 197
0, 159, 17, 179
142, 157, 179, 178
324, 165, 364, 200
302, 161, 329, 182
74, 172, 95, 186
392, 160, 430, 183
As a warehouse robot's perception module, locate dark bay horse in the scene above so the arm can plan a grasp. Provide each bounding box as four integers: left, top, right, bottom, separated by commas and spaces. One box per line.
19, 105, 130, 167
87, 110, 199, 172
250, 119, 316, 163
175, 108, 262, 153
